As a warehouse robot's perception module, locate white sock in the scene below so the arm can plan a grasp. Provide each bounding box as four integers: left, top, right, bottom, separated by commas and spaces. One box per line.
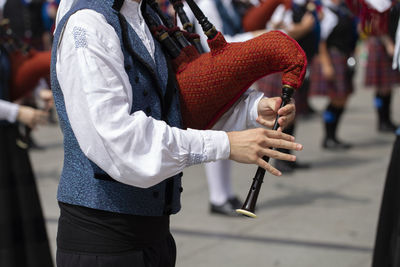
205, 159, 233, 205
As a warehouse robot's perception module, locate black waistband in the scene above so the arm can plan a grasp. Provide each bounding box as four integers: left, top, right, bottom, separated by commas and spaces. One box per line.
57, 202, 171, 254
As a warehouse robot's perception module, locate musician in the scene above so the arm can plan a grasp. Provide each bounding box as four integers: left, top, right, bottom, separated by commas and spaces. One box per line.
0, 28, 53, 266
53, 0, 302, 265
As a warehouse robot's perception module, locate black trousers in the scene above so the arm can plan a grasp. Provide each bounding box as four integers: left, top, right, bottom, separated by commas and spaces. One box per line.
56, 233, 176, 267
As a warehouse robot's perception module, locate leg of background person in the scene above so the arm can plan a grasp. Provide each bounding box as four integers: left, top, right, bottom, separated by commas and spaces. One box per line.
274, 122, 310, 173
375, 90, 397, 132
205, 160, 241, 216
322, 97, 352, 150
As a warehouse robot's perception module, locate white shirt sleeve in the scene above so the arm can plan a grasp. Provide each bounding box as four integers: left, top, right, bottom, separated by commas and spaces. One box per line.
212, 89, 264, 131
0, 99, 19, 123
56, 10, 261, 189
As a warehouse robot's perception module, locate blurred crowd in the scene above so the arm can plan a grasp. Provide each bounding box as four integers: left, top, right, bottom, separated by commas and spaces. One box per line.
0, 0, 399, 266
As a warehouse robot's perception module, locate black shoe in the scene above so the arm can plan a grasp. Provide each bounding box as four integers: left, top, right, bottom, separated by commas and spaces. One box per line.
274, 160, 311, 173
228, 196, 242, 209
378, 121, 397, 133
322, 137, 352, 150
210, 200, 240, 217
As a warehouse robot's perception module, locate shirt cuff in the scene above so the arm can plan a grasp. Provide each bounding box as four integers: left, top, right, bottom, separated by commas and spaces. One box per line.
7, 103, 19, 123
185, 129, 230, 166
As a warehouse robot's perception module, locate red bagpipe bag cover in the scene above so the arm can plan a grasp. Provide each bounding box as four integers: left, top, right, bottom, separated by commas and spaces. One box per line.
173, 30, 307, 130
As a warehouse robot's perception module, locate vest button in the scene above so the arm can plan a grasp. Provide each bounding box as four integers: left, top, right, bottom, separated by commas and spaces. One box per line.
124, 64, 131, 71
153, 191, 159, 198
179, 186, 183, 193
135, 76, 139, 83
146, 107, 151, 114
143, 90, 148, 96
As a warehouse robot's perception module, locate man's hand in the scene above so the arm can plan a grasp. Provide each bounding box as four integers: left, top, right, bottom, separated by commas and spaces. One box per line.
17, 105, 49, 129
256, 97, 295, 131
227, 128, 302, 176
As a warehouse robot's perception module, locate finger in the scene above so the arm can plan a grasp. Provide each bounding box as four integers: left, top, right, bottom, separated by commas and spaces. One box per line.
256, 117, 274, 128
261, 148, 296, 161
264, 129, 295, 141
273, 97, 282, 112
277, 116, 286, 127
256, 157, 282, 176
277, 103, 295, 116
264, 138, 303, 151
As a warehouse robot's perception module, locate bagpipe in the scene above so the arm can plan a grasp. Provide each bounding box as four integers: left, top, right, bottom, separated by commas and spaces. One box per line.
141, 0, 307, 217
143, 0, 307, 129
0, 19, 51, 101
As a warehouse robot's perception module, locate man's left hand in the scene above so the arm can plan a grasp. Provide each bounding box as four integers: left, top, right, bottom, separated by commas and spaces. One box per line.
256, 96, 295, 131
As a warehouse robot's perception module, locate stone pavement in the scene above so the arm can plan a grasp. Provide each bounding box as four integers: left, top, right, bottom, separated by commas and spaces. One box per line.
30, 64, 399, 266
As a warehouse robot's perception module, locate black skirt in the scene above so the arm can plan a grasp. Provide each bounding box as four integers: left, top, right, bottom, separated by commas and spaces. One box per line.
372, 135, 400, 267
0, 123, 53, 267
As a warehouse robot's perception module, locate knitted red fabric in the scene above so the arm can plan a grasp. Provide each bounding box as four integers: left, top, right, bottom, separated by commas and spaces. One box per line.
176, 30, 307, 130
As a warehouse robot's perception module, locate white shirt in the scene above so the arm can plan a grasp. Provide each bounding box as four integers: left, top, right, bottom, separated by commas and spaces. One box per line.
55, 0, 264, 188
0, 99, 18, 123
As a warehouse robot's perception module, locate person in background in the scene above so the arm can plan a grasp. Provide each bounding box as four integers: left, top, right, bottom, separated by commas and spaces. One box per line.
363, 1, 399, 132
309, 0, 358, 150
372, 6, 400, 265
0, 8, 54, 264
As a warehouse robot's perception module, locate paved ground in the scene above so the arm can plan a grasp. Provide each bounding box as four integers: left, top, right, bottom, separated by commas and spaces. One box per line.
30, 46, 399, 267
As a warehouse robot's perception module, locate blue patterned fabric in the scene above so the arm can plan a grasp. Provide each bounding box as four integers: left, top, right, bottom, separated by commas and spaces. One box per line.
51, 0, 183, 216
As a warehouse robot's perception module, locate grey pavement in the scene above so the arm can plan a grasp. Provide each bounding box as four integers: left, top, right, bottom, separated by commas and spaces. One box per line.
30, 49, 399, 267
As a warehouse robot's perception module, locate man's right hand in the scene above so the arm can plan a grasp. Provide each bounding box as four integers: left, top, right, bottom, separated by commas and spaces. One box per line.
227, 128, 303, 176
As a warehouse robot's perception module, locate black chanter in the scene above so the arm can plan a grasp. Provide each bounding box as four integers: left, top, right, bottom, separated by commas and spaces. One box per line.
236, 85, 294, 218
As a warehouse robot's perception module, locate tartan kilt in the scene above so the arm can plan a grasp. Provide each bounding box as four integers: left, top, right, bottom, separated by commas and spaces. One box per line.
0, 124, 53, 267
256, 72, 283, 98
365, 37, 400, 91
256, 71, 309, 115
309, 48, 354, 98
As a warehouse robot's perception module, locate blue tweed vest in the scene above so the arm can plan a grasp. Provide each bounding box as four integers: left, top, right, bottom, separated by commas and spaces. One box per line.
51, 0, 183, 216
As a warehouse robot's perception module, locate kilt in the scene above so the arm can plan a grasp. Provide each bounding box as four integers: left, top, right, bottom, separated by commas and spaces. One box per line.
0, 124, 53, 267
309, 48, 354, 98
256, 72, 283, 98
256, 71, 310, 115
365, 37, 400, 92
